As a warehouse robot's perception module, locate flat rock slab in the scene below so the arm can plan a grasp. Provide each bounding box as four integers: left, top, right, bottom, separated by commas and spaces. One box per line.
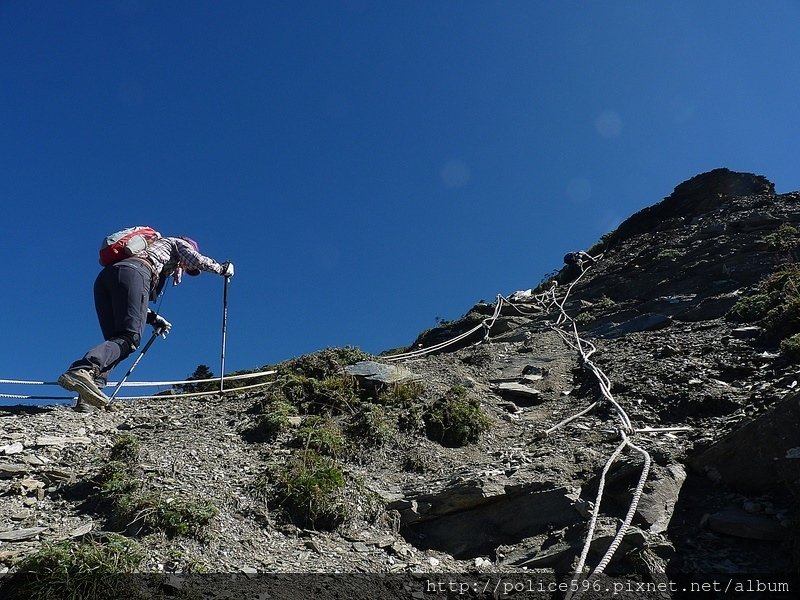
0, 442, 24, 455
591, 313, 672, 339
400, 484, 578, 558
492, 382, 543, 402
0, 527, 47, 542
32, 436, 92, 447
0, 464, 29, 478
345, 361, 419, 385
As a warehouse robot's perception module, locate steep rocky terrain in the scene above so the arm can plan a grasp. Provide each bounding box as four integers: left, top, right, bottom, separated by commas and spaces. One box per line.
1, 169, 799, 599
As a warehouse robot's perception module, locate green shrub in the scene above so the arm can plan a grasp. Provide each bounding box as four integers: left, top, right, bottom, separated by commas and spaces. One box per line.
728, 264, 800, 341
95, 437, 216, 539
780, 333, 800, 363
656, 248, 682, 261
108, 434, 140, 464
346, 405, 394, 451
728, 292, 773, 323
5, 534, 146, 600
423, 386, 492, 447
397, 404, 426, 434
379, 380, 426, 404
244, 399, 298, 441
113, 492, 217, 538
764, 224, 800, 251
96, 435, 142, 497
291, 415, 346, 458
281, 347, 371, 380
267, 450, 349, 530
97, 460, 140, 496
272, 373, 361, 415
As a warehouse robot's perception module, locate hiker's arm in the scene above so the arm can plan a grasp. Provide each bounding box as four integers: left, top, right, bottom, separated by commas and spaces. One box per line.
175, 239, 227, 275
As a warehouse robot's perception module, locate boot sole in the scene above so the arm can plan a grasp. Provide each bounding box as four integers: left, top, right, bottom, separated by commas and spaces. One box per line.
57, 374, 110, 409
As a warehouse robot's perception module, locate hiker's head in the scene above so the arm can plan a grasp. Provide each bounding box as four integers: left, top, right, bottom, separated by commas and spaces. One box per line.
179, 237, 201, 276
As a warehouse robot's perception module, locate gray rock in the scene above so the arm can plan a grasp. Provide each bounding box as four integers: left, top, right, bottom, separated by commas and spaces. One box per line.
731, 326, 762, 339
0, 464, 29, 479
690, 391, 800, 497
591, 313, 672, 339
635, 464, 686, 534
492, 382, 542, 402
345, 361, 419, 385
398, 480, 578, 558
707, 510, 790, 541
0, 527, 47, 542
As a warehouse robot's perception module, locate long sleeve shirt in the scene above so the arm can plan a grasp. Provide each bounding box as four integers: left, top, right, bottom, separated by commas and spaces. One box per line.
137, 237, 225, 299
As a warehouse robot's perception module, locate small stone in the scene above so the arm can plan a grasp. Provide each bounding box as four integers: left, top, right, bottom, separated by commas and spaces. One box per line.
731, 326, 761, 339
0, 442, 24, 455
70, 522, 94, 538
743, 501, 762, 514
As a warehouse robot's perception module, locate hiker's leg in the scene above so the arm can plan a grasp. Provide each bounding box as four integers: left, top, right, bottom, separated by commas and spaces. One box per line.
70, 263, 149, 375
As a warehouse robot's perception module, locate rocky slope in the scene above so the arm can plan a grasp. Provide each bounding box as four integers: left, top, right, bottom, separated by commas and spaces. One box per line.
1, 169, 799, 599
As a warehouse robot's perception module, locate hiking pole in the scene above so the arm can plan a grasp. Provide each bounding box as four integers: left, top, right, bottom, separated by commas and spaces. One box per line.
108, 332, 159, 403
220, 274, 230, 392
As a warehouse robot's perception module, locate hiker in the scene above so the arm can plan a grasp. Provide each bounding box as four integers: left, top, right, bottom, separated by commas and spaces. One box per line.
560, 251, 596, 284
58, 236, 234, 412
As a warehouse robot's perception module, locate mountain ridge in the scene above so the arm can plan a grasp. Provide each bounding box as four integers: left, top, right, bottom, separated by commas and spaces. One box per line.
1, 168, 799, 599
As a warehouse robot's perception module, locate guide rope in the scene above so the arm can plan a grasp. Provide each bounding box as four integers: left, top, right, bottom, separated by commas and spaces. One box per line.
0, 369, 276, 402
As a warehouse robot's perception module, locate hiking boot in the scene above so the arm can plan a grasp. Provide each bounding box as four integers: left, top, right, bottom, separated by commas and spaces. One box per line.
58, 368, 110, 409
73, 401, 96, 413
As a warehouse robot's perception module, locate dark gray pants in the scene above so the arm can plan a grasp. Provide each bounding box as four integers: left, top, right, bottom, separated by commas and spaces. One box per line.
68, 259, 152, 385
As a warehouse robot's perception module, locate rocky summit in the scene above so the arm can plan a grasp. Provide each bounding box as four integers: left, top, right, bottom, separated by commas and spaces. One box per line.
1, 168, 799, 599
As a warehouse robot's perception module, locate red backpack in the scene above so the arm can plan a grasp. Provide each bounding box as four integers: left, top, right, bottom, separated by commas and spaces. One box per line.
99, 226, 161, 266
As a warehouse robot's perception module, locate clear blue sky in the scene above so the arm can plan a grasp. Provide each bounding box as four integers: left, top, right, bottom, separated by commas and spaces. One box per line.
3, 2, 800, 403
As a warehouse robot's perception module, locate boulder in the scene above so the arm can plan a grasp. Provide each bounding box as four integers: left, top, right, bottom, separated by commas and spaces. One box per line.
344, 361, 419, 386
690, 392, 800, 498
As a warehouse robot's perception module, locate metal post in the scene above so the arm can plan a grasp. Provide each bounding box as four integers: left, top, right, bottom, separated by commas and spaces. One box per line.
220, 275, 230, 391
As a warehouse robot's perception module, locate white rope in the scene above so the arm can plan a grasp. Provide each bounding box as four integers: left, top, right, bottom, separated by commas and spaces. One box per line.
538, 256, 685, 596
0, 369, 276, 388
569, 436, 652, 600
385, 291, 552, 362
565, 438, 628, 600
1, 380, 275, 403
113, 379, 275, 400
544, 401, 598, 435
1, 393, 77, 401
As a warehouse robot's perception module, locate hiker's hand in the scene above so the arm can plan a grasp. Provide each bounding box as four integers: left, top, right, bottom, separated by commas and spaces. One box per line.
152, 314, 172, 338
221, 261, 234, 278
